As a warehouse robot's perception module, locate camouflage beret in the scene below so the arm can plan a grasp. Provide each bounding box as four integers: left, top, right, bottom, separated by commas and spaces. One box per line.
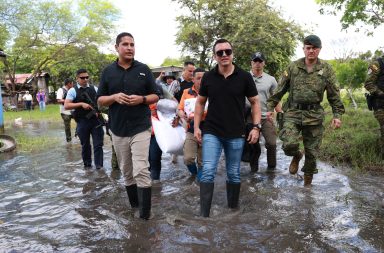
303, 35, 322, 48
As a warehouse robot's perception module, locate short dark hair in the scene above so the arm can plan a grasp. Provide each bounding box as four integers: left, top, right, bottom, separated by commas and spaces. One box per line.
193, 68, 206, 76
76, 68, 88, 76
212, 38, 232, 53
116, 32, 134, 45
64, 78, 73, 85
184, 61, 195, 67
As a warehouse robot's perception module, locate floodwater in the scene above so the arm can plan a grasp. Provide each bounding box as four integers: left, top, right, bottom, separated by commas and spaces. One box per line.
1, 122, 384, 252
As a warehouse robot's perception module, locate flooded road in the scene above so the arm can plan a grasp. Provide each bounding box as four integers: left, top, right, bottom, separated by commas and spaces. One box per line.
1, 122, 384, 252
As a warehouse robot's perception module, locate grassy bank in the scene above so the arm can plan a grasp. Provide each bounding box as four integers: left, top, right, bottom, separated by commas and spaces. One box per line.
320, 106, 384, 171
3, 104, 62, 152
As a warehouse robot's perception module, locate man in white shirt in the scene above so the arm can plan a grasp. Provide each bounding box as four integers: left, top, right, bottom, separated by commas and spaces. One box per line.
57, 78, 74, 142
22, 91, 33, 111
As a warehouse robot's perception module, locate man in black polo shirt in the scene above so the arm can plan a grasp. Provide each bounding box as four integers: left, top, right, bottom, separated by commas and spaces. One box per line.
194, 38, 262, 217
97, 32, 160, 220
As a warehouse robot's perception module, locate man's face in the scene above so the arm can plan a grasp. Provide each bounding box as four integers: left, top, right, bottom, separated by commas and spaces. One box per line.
183, 64, 195, 82
77, 72, 89, 86
193, 72, 204, 91
303, 45, 321, 61
115, 36, 135, 61
213, 42, 233, 67
165, 77, 174, 85
251, 59, 265, 72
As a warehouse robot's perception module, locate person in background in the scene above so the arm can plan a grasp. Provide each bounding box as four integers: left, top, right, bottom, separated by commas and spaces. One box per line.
57, 78, 74, 142
36, 89, 47, 111
168, 61, 196, 102
175, 68, 207, 181
194, 38, 261, 217
97, 32, 160, 220
267, 35, 345, 186
364, 55, 384, 158
246, 52, 282, 173
22, 91, 33, 111
65, 69, 104, 170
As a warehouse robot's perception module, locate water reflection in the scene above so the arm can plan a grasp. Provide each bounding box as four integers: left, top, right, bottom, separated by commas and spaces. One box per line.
0, 124, 383, 252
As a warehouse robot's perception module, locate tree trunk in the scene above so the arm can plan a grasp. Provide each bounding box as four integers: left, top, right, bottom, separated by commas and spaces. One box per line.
347, 88, 357, 109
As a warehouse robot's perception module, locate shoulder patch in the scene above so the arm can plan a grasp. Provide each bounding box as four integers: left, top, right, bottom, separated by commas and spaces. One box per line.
283, 70, 288, 77
370, 64, 379, 72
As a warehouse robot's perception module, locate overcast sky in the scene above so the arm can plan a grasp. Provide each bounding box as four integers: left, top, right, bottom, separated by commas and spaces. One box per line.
111, 0, 383, 67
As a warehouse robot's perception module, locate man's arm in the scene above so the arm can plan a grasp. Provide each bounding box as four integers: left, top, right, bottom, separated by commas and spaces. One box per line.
364, 60, 383, 96
194, 95, 207, 143
325, 65, 345, 129
247, 95, 261, 144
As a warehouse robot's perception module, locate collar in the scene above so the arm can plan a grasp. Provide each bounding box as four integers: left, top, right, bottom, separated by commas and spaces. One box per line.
297, 57, 324, 71
250, 70, 263, 78
115, 58, 136, 70
76, 83, 90, 89
213, 63, 239, 76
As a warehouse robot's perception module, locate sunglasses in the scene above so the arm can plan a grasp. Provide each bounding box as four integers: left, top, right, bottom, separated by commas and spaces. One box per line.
79, 76, 89, 80
215, 49, 233, 57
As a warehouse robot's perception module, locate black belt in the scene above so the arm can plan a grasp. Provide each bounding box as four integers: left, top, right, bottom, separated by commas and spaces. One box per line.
290, 103, 321, 110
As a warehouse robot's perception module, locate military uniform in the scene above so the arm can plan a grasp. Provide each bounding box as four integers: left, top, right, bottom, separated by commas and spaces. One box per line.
364, 57, 384, 156
267, 58, 345, 175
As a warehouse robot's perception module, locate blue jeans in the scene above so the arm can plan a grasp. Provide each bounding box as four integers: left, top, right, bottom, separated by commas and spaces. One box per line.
76, 117, 104, 168
39, 101, 46, 111
200, 134, 245, 184
149, 135, 162, 180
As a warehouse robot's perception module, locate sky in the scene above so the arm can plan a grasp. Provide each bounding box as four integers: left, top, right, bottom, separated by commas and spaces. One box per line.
112, 0, 384, 67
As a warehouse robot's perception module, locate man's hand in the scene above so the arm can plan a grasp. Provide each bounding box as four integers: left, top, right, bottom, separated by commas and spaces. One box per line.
266, 111, 274, 122
247, 129, 260, 144
331, 118, 341, 129
81, 102, 93, 110
194, 127, 202, 144
114, 93, 143, 106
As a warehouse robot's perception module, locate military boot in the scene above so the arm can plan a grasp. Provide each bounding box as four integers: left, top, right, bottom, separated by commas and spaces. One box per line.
266, 147, 277, 171
289, 151, 303, 174
226, 182, 241, 209
304, 174, 313, 186
125, 184, 139, 208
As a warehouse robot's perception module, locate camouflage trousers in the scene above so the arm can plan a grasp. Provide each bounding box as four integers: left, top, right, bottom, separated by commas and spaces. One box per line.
61, 113, 72, 142
374, 109, 384, 156
279, 121, 324, 174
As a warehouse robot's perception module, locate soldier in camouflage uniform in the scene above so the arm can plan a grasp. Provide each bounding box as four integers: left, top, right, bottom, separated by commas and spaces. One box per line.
267, 35, 345, 186
364, 56, 384, 157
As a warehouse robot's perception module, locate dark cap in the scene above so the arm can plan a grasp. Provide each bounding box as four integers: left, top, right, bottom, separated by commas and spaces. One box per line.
251, 52, 265, 62
162, 71, 176, 82
303, 35, 322, 48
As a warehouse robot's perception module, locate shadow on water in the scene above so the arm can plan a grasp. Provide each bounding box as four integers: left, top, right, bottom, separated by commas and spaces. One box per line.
1, 123, 384, 252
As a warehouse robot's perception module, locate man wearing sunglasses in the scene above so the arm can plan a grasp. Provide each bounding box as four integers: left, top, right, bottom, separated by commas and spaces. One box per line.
245, 52, 281, 173
64, 69, 104, 170
97, 32, 160, 220
194, 38, 261, 217
267, 35, 345, 186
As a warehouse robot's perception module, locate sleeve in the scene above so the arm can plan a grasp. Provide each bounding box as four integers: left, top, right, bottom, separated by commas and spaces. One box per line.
325, 65, 345, 119
178, 91, 187, 111
198, 73, 208, 97
267, 67, 291, 111
364, 61, 383, 96
96, 68, 109, 98
245, 73, 258, 97
270, 76, 278, 95
145, 66, 161, 98
66, 87, 76, 101
56, 88, 63, 100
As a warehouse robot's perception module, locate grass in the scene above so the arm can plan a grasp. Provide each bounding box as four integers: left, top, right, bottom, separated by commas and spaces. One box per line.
3, 104, 62, 152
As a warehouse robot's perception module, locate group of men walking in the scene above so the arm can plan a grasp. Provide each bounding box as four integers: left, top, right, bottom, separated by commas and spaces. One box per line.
56, 31, 384, 219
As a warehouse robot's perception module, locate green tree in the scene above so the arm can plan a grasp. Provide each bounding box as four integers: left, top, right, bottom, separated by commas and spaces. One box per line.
160, 57, 184, 67
172, 0, 303, 75
316, 0, 384, 32
330, 58, 368, 108
0, 0, 119, 98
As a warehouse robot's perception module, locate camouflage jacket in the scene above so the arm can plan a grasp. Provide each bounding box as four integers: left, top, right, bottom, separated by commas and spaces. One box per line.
364, 58, 384, 96
267, 58, 345, 125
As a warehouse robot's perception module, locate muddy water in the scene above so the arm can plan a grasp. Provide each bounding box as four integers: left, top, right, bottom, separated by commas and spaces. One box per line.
1, 122, 384, 252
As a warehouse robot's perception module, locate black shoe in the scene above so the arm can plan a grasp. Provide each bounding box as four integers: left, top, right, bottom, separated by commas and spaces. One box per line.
137, 187, 152, 220
126, 184, 139, 208
226, 182, 241, 209
200, 182, 214, 217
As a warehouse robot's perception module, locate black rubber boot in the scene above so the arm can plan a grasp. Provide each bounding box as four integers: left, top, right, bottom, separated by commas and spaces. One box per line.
200, 182, 214, 217
137, 187, 152, 220
250, 142, 261, 172
125, 184, 139, 208
226, 182, 241, 208
266, 146, 277, 170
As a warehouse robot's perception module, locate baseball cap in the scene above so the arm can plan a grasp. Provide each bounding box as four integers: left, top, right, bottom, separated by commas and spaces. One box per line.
303, 35, 322, 48
251, 52, 265, 62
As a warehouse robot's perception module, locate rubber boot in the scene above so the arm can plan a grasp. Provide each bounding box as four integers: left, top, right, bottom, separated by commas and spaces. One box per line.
266, 146, 277, 170
250, 142, 261, 173
200, 182, 214, 217
137, 187, 152, 220
289, 151, 303, 174
226, 182, 241, 208
186, 163, 198, 175
125, 184, 139, 208
304, 174, 313, 186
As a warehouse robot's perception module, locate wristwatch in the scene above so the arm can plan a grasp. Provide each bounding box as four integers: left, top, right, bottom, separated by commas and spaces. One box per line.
142, 96, 147, 104
252, 123, 262, 130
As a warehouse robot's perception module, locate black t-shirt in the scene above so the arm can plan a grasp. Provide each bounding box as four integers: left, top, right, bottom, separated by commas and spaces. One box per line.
97, 60, 160, 137
199, 64, 258, 138
174, 78, 194, 102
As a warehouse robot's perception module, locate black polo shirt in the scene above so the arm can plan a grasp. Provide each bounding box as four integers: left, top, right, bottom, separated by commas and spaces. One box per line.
199, 64, 258, 138
97, 60, 160, 137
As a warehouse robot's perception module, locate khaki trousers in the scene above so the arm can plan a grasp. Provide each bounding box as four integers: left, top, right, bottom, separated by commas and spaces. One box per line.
111, 128, 152, 187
